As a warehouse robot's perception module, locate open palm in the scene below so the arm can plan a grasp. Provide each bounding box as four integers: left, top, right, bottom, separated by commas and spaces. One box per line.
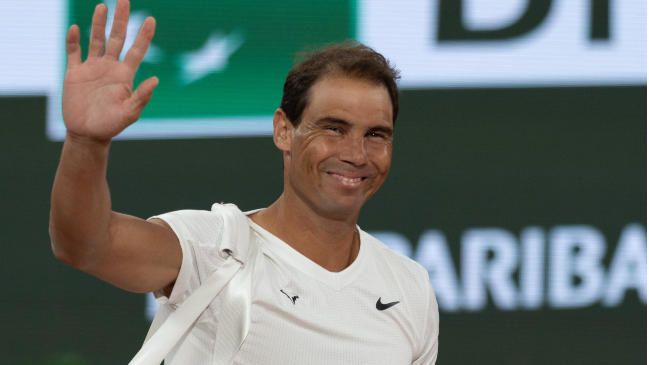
63, 0, 158, 142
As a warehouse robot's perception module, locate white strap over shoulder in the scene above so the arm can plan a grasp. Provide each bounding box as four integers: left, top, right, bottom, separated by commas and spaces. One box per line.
211, 203, 251, 263
129, 204, 253, 365
130, 257, 241, 365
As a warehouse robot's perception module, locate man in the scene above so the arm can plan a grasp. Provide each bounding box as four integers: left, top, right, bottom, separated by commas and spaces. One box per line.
49, 0, 438, 363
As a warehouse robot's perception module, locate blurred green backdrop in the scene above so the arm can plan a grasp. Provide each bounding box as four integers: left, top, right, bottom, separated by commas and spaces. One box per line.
1, 85, 645, 364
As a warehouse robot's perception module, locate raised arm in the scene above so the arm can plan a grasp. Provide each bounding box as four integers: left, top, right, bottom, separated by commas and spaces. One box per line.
50, 0, 181, 294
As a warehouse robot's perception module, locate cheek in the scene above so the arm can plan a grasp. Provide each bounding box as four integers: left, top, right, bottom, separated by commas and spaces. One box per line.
303, 136, 337, 163
369, 143, 393, 173
293, 135, 336, 175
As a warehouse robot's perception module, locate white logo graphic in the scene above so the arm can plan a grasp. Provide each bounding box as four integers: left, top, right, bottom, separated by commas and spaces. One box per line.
177, 30, 245, 85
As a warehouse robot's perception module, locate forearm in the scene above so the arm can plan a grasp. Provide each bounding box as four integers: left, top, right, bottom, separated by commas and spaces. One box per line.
49, 132, 114, 269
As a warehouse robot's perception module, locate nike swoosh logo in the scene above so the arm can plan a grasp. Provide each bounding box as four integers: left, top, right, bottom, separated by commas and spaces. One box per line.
376, 297, 400, 311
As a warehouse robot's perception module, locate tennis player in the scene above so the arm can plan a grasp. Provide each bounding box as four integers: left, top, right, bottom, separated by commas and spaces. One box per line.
49, 0, 438, 363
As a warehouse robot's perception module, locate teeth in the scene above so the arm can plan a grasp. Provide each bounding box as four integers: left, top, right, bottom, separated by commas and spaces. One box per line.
329, 173, 363, 184
341, 176, 361, 183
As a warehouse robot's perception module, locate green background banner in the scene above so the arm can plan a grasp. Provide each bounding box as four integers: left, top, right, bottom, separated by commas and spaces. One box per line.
71, 0, 352, 118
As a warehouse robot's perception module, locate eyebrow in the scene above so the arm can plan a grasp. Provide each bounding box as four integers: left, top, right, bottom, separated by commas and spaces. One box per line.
315, 117, 394, 136
315, 117, 352, 128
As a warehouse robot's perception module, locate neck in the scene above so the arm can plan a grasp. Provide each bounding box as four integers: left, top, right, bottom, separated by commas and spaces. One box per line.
250, 192, 361, 272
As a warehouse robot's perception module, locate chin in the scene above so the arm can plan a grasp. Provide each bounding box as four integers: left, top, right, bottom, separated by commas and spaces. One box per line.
315, 195, 366, 220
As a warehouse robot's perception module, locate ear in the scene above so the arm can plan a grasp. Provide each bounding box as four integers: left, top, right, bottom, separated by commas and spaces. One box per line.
273, 108, 293, 152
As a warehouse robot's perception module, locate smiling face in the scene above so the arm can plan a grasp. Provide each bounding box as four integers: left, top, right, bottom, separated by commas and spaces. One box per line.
274, 75, 394, 220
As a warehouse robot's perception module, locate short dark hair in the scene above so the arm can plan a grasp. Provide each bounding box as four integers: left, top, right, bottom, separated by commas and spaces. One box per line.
280, 40, 400, 126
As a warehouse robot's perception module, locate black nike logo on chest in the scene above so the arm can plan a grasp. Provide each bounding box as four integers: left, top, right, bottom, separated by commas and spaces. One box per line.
376, 297, 400, 311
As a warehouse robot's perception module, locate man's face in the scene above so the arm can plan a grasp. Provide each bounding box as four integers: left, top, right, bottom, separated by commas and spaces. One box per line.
282, 75, 394, 220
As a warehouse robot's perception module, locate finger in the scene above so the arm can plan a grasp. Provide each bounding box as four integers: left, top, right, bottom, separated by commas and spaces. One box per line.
88, 4, 108, 58
65, 25, 82, 69
105, 0, 130, 59
123, 17, 156, 72
127, 76, 159, 120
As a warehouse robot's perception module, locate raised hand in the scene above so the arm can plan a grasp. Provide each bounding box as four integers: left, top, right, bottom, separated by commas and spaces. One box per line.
62, 0, 158, 142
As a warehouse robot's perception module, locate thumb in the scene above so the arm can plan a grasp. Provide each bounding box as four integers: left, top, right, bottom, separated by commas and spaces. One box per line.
128, 76, 159, 119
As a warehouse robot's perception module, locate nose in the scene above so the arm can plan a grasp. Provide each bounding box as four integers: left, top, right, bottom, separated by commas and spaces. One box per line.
339, 134, 368, 167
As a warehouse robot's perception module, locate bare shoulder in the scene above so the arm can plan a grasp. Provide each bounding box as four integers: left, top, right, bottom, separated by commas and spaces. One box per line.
149, 217, 173, 230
